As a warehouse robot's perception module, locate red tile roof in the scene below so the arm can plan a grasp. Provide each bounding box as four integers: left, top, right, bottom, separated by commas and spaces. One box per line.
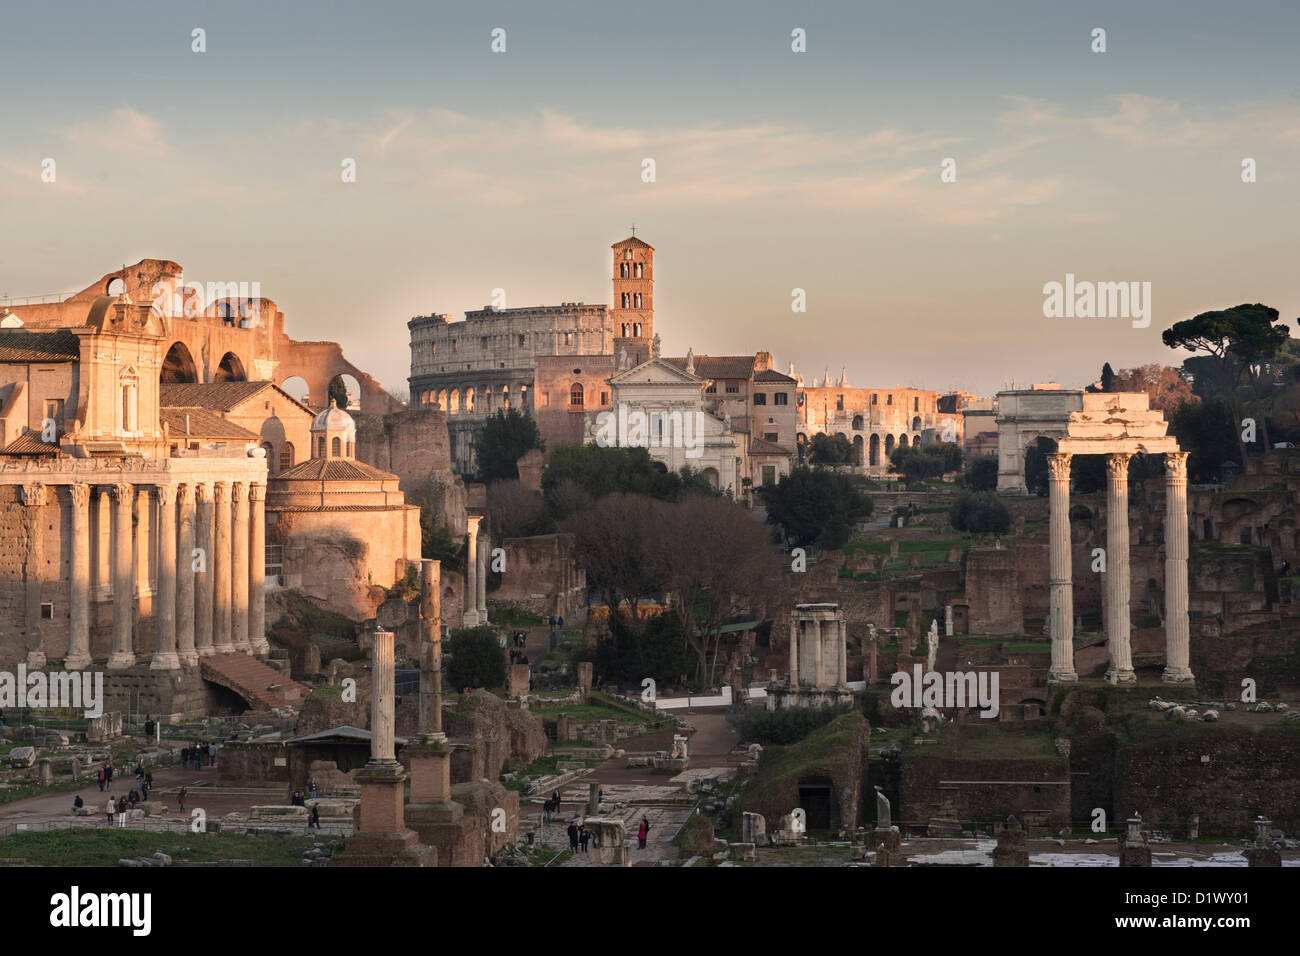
275, 458, 396, 482
664, 355, 758, 380
0, 329, 81, 363
160, 381, 314, 416
0, 431, 60, 455
159, 407, 258, 440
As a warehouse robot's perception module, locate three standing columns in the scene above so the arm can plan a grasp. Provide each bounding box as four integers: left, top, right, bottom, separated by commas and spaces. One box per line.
1044, 450, 1193, 684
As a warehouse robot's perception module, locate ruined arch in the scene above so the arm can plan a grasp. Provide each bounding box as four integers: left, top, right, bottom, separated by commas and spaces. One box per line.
884, 434, 895, 459
853, 435, 864, 464
912, 416, 922, 432
161, 341, 198, 384
869, 433, 880, 467
105, 276, 126, 296
281, 376, 311, 405
852, 415, 864, 431
215, 351, 247, 382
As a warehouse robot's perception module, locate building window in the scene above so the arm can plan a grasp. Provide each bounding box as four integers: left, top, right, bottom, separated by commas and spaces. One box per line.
621, 293, 630, 308
44, 399, 64, 427
887, 394, 893, 405
317, 437, 326, 457
871, 393, 878, 405
331, 437, 341, 456
754, 393, 767, 406
570, 384, 584, 408
764, 432, 778, 442
620, 263, 630, 278
836, 395, 844, 411
542, 391, 550, 407
914, 397, 919, 411
480, 336, 488, 348
634, 262, 643, 278
265, 544, 284, 588
761, 465, 776, 486
774, 392, 788, 406
624, 249, 632, 260
518, 334, 526, 346
564, 332, 574, 347
706, 383, 717, 394
725, 383, 739, 394
600, 391, 608, 405
633, 293, 642, 308
451, 339, 458, 351
280, 441, 295, 471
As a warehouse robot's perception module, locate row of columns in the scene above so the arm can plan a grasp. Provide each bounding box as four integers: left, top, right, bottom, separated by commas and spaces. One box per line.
788, 614, 848, 689
23, 479, 267, 671
1046, 451, 1193, 685
462, 515, 488, 626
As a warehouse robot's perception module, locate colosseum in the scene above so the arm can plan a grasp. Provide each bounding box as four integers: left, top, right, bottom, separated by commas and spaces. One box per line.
406, 236, 654, 472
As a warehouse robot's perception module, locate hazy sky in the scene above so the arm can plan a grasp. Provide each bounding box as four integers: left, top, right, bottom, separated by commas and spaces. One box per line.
3, 0, 1299, 397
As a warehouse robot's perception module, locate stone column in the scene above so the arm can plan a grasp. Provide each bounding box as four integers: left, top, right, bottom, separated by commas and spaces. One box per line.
231, 482, 251, 653
476, 529, 488, 623
150, 485, 180, 671
249, 483, 268, 657
108, 482, 136, 670
1047, 453, 1078, 682
838, 618, 847, 686
94, 489, 111, 599
944, 604, 953, 638
1163, 452, 1195, 682
212, 481, 233, 653
176, 484, 198, 666
21, 483, 46, 668
135, 486, 151, 598
813, 618, 824, 688
419, 558, 443, 736
1105, 453, 1136, 683
463, 515, 482, 626
194, 483, 215, 656
371, 628, 397, 763
66, 484, 92, 670
788, 615, 799, 685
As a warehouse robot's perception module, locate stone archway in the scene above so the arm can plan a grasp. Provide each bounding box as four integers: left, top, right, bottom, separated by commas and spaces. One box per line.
161, 341, 198, 384
215, 351, 247, 382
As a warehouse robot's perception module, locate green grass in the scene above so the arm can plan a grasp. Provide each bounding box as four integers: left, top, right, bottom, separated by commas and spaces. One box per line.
490, 604, 546, 628
0, 777, 85, 807
0, 829, 341, 867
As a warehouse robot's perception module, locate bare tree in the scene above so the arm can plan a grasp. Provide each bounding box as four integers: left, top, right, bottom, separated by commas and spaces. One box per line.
561, 493, 664, 630
486, 479, 545, 539
649, 495, 787, 689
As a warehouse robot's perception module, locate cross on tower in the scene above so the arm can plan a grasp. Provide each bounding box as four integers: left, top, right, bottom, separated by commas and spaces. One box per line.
630, 224, 636, 237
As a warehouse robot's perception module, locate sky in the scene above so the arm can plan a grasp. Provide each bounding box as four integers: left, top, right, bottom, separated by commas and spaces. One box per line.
2, 0, 1299, 398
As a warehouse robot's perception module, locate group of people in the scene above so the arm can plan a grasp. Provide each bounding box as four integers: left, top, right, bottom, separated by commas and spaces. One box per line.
181, 742, 217, 769
547, 616, 565, 629
566, 822, 591, 853
289, 792, 323, 828
95, 761, 114, 792
542, 789, 562, 823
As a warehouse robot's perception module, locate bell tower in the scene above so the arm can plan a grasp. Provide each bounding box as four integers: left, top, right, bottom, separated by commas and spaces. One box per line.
611, 234, 653, 361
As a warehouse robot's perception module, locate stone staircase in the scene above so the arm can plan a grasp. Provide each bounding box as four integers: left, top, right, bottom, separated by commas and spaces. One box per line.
200, 653, 310, 711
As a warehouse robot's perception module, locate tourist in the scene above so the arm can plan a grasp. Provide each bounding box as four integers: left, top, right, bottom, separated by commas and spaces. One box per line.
135, 766, 144, 791
0, 709, 5, 727
542, 797, 552, 824
96, 768, 105, 792
192, 744, 201, 771
309, 806, 320, 829
73, 795, 83, 812
104, 762, 113, 786
209, 742, 217, 767
567, 822, 579, 852
309, 778, 318, 799
597, 787, 603, 805
105, 796, 114, 823
117, 795, 128, 815
127, 788, 140, 808
578, 826, 590, 853
548, 616, 556, 628
637, 816, 650, 849
557, 616, 564, 629
291, 791, 304, 807
144, 771, 153, 791
180, 746, 188, 768
177, 786, 188, 812
552, 789, 560, 807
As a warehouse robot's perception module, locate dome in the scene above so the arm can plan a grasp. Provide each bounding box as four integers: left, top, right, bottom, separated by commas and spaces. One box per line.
311, 398, 355, 434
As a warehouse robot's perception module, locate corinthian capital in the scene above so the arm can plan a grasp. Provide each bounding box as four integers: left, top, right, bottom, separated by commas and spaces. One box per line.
69, 483, 90, 509
1164, 451, 1189, 481
1046, 453, 1072, 482
19, 482, 45, 507
1105, 453, 1132, 480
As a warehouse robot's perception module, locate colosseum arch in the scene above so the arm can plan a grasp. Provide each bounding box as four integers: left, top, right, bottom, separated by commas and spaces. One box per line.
869, 433, 880, 466
912, 416, 922, 432
884, 434, 895, 458
161, 341, 198, 384
852, 414, 864, 430
215, 351, 247, 382
853, 435, 864, 464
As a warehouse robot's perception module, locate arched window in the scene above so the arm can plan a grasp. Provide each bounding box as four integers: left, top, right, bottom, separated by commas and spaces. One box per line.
317, 437, 326, 457
621, 293, 630, 308
632, 323, 642, 337
570, 384, 584, 408
331, 436, 341, 456
633, 293, 642, 308
280, 441, 295, 471
620, 263, 630, 278
346, 440, 354, 458
634, 262, 643, 278
912, 416, 922, 432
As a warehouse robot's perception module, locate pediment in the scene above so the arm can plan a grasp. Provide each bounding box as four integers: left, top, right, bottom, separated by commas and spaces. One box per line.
609, 356, 703, 387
